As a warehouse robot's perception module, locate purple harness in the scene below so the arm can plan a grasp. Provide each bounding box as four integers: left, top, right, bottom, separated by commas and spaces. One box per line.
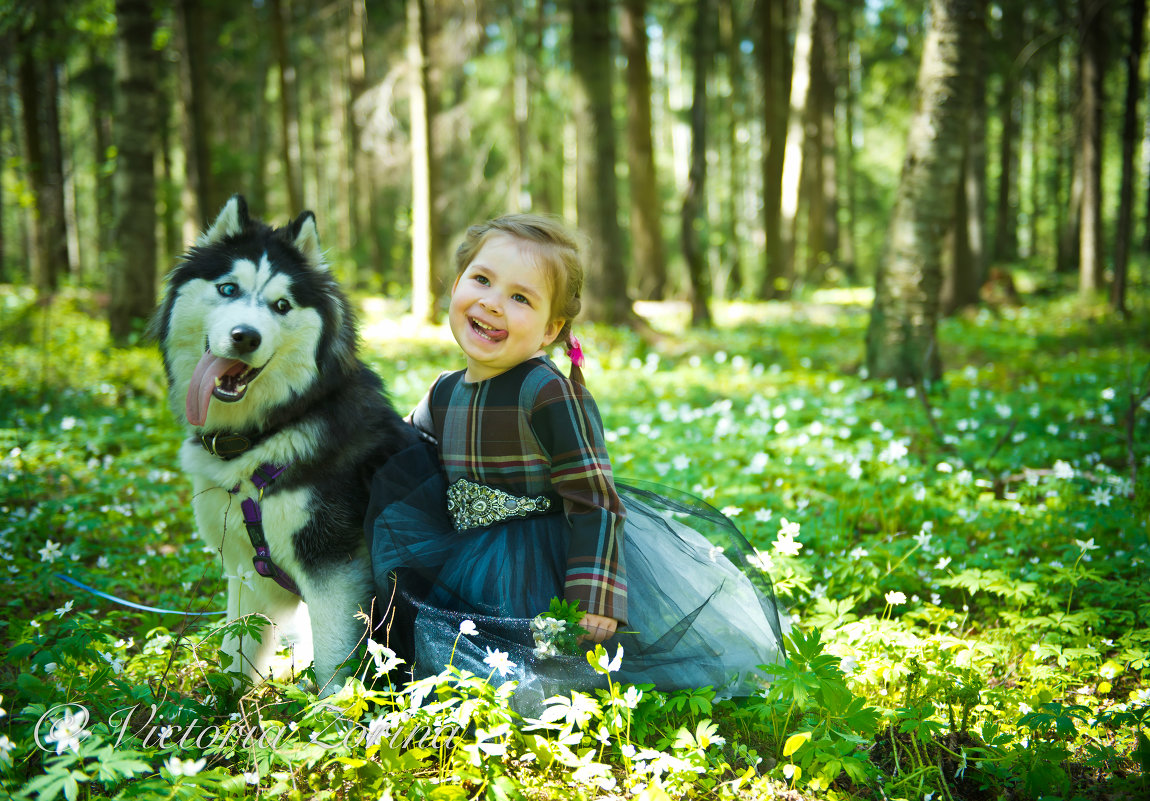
229, 463, 301, 596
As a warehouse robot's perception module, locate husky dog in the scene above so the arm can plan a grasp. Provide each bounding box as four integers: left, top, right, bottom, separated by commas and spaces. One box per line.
152, 195, 412, 697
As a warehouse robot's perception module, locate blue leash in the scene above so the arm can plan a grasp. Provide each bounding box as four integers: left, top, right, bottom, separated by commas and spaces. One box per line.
55, 574, 226, 617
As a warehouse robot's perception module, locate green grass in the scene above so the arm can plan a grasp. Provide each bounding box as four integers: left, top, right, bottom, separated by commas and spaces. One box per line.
0, 285, 1147, 800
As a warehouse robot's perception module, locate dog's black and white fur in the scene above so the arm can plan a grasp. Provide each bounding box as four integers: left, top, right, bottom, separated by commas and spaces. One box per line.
152, 195, 411, 696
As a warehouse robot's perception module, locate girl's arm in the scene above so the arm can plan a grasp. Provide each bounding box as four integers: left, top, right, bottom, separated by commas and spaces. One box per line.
531, 373, 629, 625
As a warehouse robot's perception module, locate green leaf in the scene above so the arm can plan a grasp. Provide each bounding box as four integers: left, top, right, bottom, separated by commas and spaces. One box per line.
1135, 731, 1150, 776
23, 772, 71, 801
17, 671, 49, 697
1025, 761, 1070, 798
783, 731, 811, 757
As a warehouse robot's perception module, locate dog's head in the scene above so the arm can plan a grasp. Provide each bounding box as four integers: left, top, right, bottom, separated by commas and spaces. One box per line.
152, 195, 359, 431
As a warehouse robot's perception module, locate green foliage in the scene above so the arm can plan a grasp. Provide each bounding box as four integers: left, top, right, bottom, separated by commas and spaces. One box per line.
530, 598, 589, 658
0, 288, 1147, 800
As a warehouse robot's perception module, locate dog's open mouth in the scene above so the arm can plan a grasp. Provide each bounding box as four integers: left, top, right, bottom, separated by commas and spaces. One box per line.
186, 350, 267, 426
213, 362, 264, 401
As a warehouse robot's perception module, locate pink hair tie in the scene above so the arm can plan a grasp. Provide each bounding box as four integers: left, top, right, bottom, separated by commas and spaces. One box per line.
566, 334, 585, 368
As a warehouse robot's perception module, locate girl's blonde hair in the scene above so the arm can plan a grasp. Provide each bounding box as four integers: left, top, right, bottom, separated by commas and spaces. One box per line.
454, 214, 585, 379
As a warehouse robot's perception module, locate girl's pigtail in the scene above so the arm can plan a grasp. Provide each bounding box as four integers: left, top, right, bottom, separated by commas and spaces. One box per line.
566, 333, 586, 385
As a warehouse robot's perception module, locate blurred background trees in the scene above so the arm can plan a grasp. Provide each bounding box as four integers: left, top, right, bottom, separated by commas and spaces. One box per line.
0, 0, 1145, 372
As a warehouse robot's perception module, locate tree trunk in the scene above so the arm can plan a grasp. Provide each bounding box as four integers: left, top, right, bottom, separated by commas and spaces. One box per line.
1056, 0, 1080, 275
777, 0, 817, 297
348, 0, 378, 286
1024, 24, 1041, 259
756, 0, 790, 298
1144, 59, 1150, 252
86, 44, 116, 264
18, 49, 69, 295
719, 0, 745, 297
1113, 0, 1146, 314
806, 0, 838, 284
991, 1, 1021, 262
59, 70, 82, 283
534, 1, 561, 215
943, 0, 987, 315
571, 0, 632, 324
621, 0, 667, 300
0, 60, 7, 280
157, 78, 181, 266
250, 52, 271, 216
408, 0, 435, 322
175, 0, 212, 233
108, 0, 158, 345
271, 0, 304, 213
840, 6, 859, 282
1078, 0, 1105, 297
681, 0, 714, 327
866, 0, 978, 383
510, 10, 531, 213
1059, 149, 1083, 273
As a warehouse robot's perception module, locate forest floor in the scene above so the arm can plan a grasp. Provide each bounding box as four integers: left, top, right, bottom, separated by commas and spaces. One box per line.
0, 283, 1147, 800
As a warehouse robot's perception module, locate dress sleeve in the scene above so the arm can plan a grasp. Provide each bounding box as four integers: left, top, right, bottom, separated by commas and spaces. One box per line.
531, 375, 628, 623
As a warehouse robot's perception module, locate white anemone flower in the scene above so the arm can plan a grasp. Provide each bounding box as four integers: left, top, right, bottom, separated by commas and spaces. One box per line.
166, 756, 207, 777
483, 647, 516, 678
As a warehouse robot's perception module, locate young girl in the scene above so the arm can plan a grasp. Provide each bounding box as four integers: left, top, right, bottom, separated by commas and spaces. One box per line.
366, 214, 786, 712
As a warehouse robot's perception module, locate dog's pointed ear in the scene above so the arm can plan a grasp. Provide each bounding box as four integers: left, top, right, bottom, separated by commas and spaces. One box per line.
196, 195, 250, 247
290, 211, 327, 271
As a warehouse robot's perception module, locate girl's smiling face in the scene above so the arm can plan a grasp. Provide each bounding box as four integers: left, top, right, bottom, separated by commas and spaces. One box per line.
449, 232, 565, 383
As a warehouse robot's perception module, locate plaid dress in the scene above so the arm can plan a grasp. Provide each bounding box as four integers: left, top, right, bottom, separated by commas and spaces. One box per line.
367, 356, 787, 713
409, 357, 628, 622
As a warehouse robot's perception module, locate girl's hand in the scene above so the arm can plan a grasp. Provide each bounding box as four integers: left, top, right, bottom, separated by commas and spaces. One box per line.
578, 613, 618, 644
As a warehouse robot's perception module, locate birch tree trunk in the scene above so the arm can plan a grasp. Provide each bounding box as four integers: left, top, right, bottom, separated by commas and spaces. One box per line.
865, 0, 979, 383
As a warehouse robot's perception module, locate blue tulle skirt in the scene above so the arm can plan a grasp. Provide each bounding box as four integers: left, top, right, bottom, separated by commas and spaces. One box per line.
366, 442, 788, 715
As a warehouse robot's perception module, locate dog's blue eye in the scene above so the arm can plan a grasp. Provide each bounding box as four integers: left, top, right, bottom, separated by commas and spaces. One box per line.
273, 298, 292, 314
217, 283, 238, 297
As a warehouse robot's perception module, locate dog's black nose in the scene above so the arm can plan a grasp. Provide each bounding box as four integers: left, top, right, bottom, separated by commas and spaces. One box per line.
230, 325, 262, 354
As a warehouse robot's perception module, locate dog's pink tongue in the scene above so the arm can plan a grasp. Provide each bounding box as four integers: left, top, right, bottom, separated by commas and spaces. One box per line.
186, 351, 243, 427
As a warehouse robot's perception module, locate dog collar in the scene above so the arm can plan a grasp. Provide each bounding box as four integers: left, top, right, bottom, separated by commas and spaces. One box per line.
200, 431, 267, 460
